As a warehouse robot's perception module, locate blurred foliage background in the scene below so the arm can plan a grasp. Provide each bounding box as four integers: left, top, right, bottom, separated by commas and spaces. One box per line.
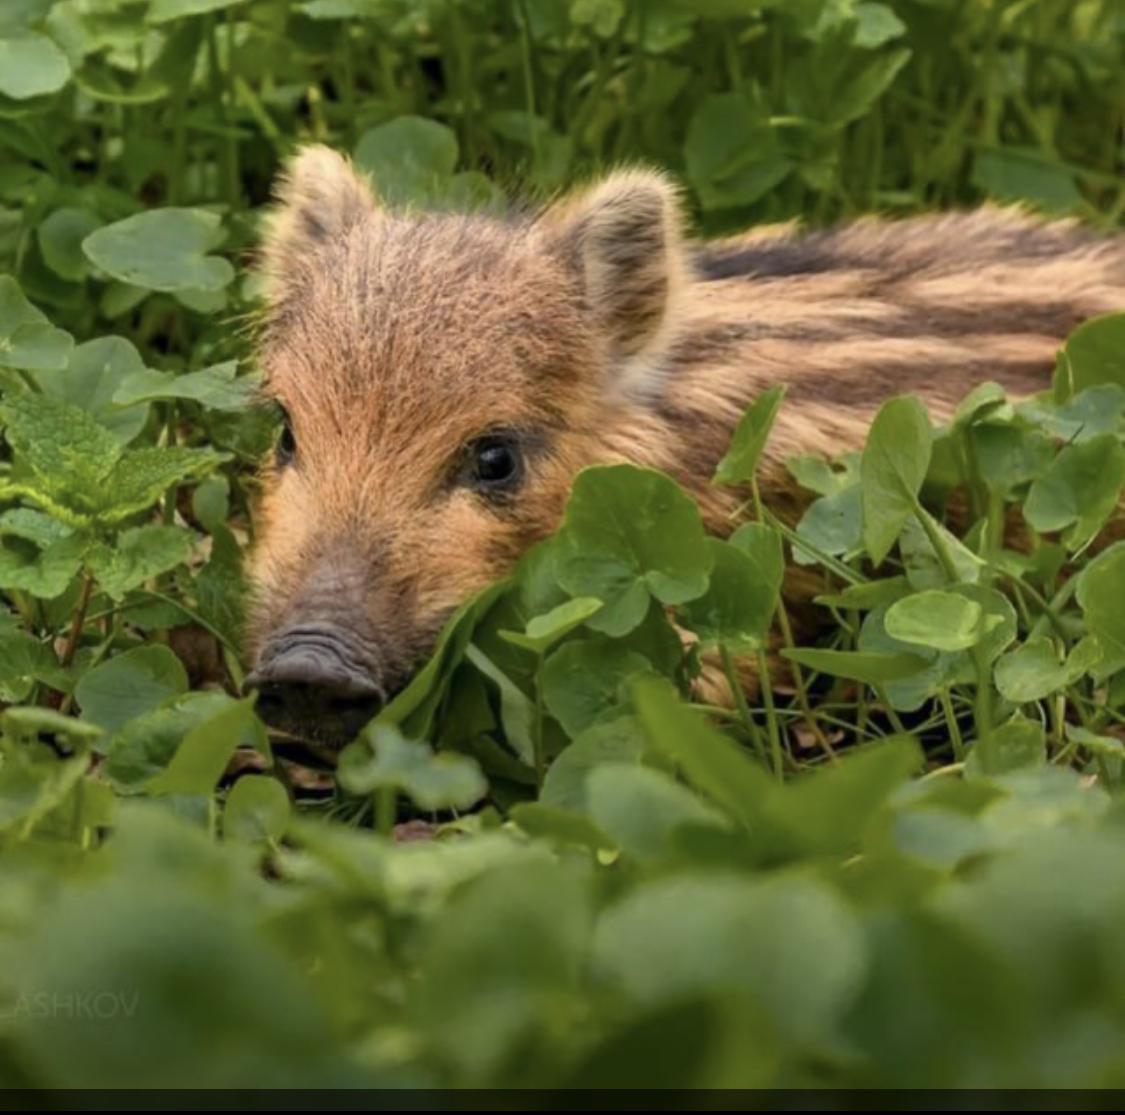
3, 0, 1124, 356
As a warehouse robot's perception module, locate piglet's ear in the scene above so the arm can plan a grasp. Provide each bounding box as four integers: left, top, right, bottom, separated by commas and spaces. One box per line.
542, 169, 689, 389
260, 145, 377, 300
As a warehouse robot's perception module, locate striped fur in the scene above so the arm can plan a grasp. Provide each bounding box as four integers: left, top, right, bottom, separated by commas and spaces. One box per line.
248, 148, 1125, 710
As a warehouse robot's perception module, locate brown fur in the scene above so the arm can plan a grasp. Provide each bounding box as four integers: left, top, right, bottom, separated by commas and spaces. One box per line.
248, 145, 1125, 711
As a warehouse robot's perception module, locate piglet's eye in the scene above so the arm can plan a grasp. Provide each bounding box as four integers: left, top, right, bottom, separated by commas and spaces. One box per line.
466, 434, 522, 494
276, 416, 297, 466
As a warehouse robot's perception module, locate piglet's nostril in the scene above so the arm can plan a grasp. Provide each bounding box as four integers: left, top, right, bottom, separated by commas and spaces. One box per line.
243, 626, 386, 746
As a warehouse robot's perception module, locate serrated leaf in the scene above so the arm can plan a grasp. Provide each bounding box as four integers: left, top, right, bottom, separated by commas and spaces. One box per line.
0, 391, 122, 514
101, 446, 225, 523
87, 524, 195, 599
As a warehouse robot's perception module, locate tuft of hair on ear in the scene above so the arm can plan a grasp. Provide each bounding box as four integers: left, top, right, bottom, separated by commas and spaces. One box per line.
542, 168, 690, 396
259, 144, 377, 302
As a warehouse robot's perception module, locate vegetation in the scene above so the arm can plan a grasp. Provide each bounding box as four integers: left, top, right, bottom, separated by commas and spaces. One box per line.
1, 0, 1124, 1092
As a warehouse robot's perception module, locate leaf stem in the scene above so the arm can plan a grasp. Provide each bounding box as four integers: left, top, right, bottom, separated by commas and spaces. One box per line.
60, 569, 95, 670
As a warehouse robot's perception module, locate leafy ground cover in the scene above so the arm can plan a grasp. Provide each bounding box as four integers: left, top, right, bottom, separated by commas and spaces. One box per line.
1, 0, 1124, 1093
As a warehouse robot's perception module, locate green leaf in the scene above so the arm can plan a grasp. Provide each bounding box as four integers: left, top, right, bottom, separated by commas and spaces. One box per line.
0, 33, 71, 99
0, 392, 222, 524
586, 764, 730, 861
994, 636, 1101, 703
148, 0, 250, 21
76, 646, 189, 734
0, 629, 68, 703
966, 716, 1046, 777
1019, 385, 1125, 443
951, 381, 1008, 433
0, 508, 69, 549
712, 385, 786, 487
557, 465, 712, 637
593, 874, 867, 1048
862, 396, 933, 565
113, 360, 256, 412
354, 116, 459, 205
2, 706, 102, 747
0, 390, 122, 515
540, 638, 653, 739
540, 716, 644, 813
815, 576, 910, 611
103, 690, 235, 787
34, 337, 150, 444
0, 530, 86, 600
101, 446, 226, 523
899, 514, 984, 590
972, 147, 1081, 213
677, 534, 779, 652
633, 676, 772, 829
509, 802, 615, 852
465, 644, 537, 766
338, 725, 487, 811
415, 860, 592, 1080
38, 208, 101, 281
781, 647, 930, 685
376, 582, 505, 741
778, 735, 922, 857
87, 524, 195, 599
83, 209, 234, 294
223, 775, 291, 844
0, 276, 74, 371
0, 748, 87, 836
1077, 547, 1125, 678
685, 94, 792, 211
971, 422, 1055, 498
852, 3, 906, 48
787, 452, 860, 497
794, 484, 863, 566
1056, 313, 1125, 398
146, 696, 259, 796
1024, 434, 1125, 549
499, 597, 603, 654
884, 591, 994, 653
828, 48, 911, 127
